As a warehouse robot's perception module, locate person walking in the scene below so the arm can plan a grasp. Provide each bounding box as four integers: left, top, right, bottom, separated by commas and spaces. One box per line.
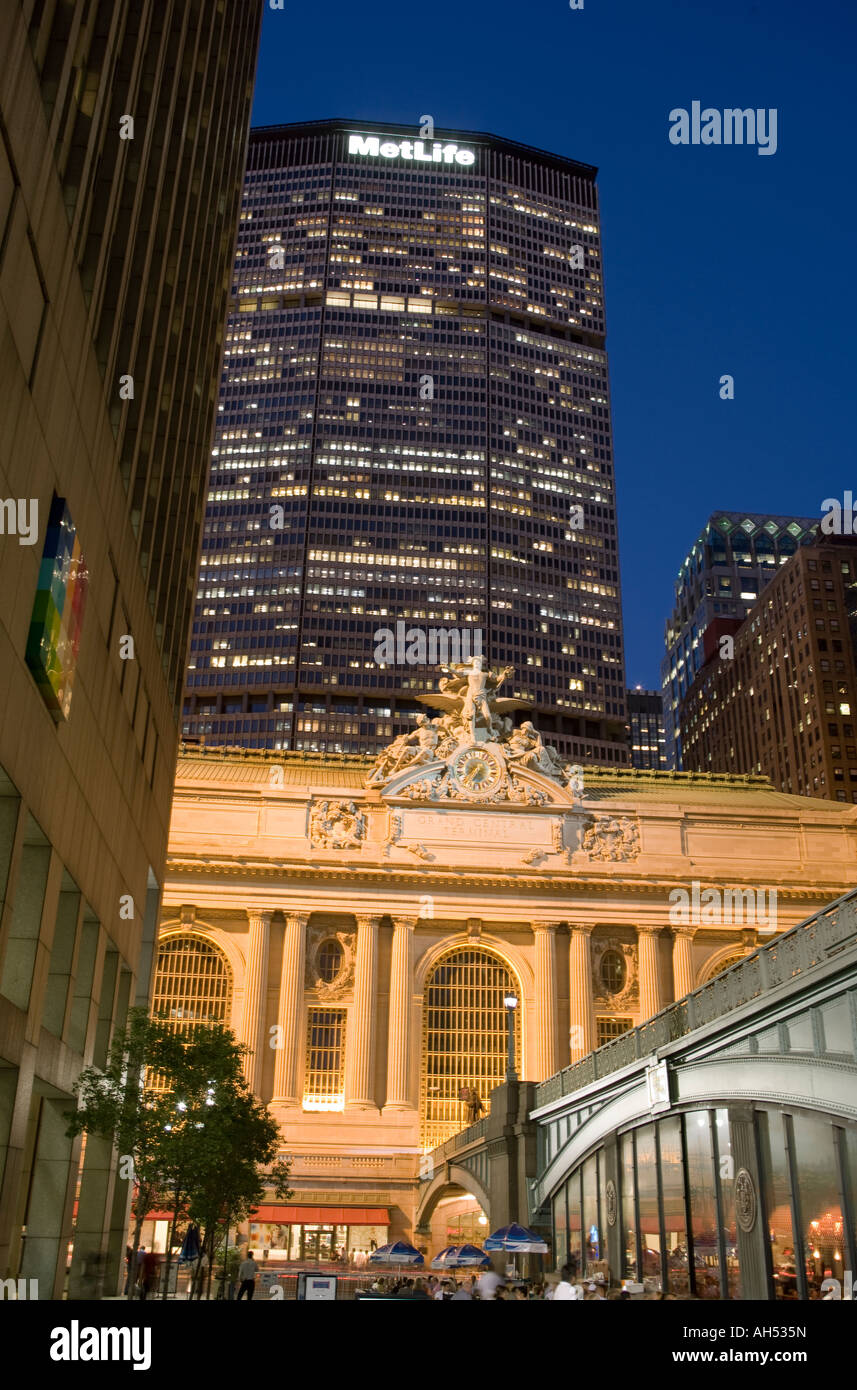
140, 1249, 160, 1301
553, 1265, 577, 1300
236, 1250, 258, 1301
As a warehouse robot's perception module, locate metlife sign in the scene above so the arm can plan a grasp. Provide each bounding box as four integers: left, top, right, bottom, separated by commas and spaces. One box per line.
347, 133, 476, 167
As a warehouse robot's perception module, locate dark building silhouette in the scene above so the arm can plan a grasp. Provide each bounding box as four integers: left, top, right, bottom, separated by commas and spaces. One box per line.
627, 688, 667, 769
0, 0, 262, 1298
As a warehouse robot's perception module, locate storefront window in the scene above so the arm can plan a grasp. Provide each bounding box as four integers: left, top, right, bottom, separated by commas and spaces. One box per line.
568, 1171, 582, 1281
621, 1132, 637, 1279
684, 1111, 721, 1298
582, 1154, 600, 1272
759, 1110, 798, 1300
553, 1185, 569, 1270
791, 1113, 845, 1299
636, 1124, 662, 1287
659, 1116, 690, 1296
715, 1108, 741, 1298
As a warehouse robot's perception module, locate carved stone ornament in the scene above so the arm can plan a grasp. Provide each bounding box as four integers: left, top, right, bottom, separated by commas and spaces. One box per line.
305, 925, 355, 999
309, 799, 367, 850
605, 1179, 617, 1228
591, 937, 639, 1008
364, 658, 581, 806
581, 815, 641, 862
735, 1168, 757, 1233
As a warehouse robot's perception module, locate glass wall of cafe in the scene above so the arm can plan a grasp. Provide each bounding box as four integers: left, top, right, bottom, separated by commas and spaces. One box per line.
242, 1220, 388, 1264
549, 1106, 857, 1299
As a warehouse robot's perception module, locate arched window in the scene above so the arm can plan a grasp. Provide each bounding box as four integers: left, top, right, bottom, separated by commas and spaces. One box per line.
699, 951, 745, 985
317, 939, 343, 982
600, 950, 626, 995
420, 946, 521, 1151
152, 933, 233, 1036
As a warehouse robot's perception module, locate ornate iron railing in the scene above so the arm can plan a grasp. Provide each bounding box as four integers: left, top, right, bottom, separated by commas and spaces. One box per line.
535, 886, 857, 1109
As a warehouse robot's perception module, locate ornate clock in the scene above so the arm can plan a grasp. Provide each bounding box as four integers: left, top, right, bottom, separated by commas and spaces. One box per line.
448, 745, 504, 799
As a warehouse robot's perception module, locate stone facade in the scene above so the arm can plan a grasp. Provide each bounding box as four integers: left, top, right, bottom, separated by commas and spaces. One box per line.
160, 665, 857, 1246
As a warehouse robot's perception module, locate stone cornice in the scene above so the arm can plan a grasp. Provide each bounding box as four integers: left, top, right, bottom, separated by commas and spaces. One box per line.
163, 854, 844, 902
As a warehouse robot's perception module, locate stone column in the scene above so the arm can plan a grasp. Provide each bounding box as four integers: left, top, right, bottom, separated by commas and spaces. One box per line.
637, 925, 662, 1021
533, 922, 559, 1081
671, 925, 697, 1001
384, 916, 417, 1112
568, 923, 595, 1062
241, 910, 271, 1093
345, 915, 381, 1110
273, 912, 309, 1105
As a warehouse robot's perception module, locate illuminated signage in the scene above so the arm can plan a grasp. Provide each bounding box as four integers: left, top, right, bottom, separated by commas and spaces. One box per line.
348, 133, 476, 167
25, 494, 88, 721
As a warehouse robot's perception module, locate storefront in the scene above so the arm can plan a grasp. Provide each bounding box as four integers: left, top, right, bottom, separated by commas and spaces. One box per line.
243, 1206, 390, 1265
550, 1105, 857, 1299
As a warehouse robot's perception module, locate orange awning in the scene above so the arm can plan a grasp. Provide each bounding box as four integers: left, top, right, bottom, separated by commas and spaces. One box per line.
250, 1205, 389, 1225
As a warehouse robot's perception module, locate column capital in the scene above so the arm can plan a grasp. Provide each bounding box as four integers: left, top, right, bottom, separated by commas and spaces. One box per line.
354, 914, 382, 931
671, 922, 699, 939
532, 920, 561, 934
568, 921, 596, 937
391, 915, 418, 932
284, 911, 310, 931
636, 923, 662, 937
246, 908, 272, 928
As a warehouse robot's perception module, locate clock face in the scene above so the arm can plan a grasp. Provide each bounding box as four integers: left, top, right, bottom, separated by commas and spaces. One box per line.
450, 746, 504, 797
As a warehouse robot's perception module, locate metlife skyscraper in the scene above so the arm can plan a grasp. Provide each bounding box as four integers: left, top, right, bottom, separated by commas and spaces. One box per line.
184, 119, 627, 764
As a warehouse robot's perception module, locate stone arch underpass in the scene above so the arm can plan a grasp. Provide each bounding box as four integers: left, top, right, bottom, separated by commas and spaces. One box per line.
415, 1161, 492, 1235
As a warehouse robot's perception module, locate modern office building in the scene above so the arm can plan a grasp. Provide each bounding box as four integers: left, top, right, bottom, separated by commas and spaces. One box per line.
661, 512, 819, 768
682, 540, 857, 801
0, 0, 262, 1297
626, 688, 667, 769
182, 118, 627, 766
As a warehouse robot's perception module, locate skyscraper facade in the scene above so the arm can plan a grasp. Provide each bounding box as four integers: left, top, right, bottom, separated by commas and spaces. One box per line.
682, 540, 857, 801
183, 119, 627, 765
627, 688, 668, 769
660, 512, 819, 768
0, 0, 262, 1296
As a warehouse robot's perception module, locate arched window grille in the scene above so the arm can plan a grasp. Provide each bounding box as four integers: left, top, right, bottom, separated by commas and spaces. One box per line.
420, 946, 521, 1152
151, 933, 233, 1035
700, 951, 745, 985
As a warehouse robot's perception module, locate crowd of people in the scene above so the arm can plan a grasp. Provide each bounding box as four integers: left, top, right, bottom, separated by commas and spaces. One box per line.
365, 1268, 713, 1300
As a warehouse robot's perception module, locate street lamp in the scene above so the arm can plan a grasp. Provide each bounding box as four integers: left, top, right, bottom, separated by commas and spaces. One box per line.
503, 993, 518, 1081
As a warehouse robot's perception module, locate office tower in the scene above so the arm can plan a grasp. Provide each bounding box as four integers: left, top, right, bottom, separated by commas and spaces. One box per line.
183, 119, 627, 765
661, 512, 819, 768
682, 539, 857, 800
626, 688, 667, 769
0, 0, 262, 1297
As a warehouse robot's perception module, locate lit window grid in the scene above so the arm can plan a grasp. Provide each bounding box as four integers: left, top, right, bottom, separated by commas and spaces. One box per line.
303, 1007, 347, 1111
420, 947, 521, 1151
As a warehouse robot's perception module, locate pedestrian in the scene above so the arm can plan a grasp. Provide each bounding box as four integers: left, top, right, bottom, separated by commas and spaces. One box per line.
476, 1269, 504, 1301
236, 1250, 258, 1301
451, 1280, 472, 1300
553, 1264, 577, 1300
140, 1249, 160, 1301
123, 1244, 133, 1295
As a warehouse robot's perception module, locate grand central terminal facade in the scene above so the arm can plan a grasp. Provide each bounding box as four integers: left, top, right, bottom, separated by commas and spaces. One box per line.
154, 663, 857, 1261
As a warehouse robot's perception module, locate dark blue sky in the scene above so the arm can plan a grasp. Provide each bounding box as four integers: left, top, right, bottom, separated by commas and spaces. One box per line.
252, 0, 856, 690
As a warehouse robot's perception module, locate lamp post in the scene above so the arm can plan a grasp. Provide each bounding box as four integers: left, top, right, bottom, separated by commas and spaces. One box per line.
503, 993, 518, 1081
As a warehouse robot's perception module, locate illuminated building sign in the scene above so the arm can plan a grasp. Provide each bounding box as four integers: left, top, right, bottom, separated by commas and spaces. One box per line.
25, 494, 88, 721
347, 133, 476, 167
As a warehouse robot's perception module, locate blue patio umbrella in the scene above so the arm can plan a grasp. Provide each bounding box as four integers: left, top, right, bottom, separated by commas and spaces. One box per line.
178, 1222, 202, 1263
431, 1244, 490, 1269
483, 1223, 548, 1254
368, 1240, 424, 1266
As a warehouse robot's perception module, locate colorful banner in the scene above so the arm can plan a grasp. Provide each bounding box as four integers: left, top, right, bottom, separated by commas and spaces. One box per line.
25, 495, 88, 720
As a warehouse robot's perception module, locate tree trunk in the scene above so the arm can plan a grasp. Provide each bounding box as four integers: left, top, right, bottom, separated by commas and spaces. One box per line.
161, 1182, 181, 1300
127, 1210, 146, 1301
